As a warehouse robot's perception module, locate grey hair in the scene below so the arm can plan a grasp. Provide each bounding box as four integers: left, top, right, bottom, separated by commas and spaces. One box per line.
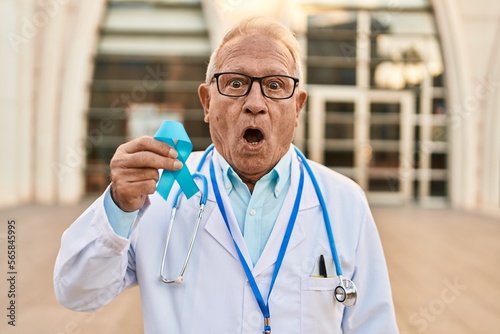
205, 16, 303, 84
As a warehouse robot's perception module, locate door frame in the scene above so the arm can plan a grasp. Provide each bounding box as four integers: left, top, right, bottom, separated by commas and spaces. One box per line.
307, 85, 415, 204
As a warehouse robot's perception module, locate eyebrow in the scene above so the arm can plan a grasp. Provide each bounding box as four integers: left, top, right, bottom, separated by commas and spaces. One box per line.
225, 68, 290, 76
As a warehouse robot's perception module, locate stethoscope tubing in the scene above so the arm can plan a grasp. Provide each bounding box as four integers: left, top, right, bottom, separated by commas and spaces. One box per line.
158, 172, 208, 284
158, 145, 356, 307
293, 148, 343, 277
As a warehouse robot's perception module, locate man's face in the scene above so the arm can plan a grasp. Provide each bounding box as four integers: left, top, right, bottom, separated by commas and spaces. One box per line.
198, 34, 307, 183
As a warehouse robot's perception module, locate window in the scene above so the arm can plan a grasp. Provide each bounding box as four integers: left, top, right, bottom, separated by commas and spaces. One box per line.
85, 0, 210, 194
303, 3, 448, 203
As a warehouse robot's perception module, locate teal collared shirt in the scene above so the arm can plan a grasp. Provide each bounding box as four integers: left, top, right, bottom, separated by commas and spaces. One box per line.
216, 148, 292, 265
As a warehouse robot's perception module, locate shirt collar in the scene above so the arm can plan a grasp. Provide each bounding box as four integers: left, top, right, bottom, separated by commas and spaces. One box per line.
215, 146, 292, 198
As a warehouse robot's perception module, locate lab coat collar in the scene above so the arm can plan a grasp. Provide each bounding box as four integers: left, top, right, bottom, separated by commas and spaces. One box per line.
203, 146, 320, 276
204, 151, 252, 266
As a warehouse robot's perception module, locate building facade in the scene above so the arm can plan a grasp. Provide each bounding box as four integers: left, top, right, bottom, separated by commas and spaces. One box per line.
1, 0, 499, 216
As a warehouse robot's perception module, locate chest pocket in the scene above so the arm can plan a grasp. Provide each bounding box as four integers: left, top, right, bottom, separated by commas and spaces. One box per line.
300, 277, 344, 333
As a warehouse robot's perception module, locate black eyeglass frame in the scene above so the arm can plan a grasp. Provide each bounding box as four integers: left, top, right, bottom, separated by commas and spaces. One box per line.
212, 72, 300, 100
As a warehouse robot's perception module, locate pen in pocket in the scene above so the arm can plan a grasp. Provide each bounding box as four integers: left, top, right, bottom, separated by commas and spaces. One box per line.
319, 254, 327, 278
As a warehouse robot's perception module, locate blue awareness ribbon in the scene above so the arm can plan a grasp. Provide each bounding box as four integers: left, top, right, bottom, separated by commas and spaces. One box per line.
154, 121, 199, 200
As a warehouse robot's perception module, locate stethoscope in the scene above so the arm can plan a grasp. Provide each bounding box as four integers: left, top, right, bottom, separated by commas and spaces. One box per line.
158, 171, 208, 284
158, 145, 213, 284
158, 145, 357, 319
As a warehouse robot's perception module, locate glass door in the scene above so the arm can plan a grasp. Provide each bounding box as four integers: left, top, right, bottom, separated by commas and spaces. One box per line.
301, 6, 448, 205
365, 91, 414, 203
307, 86, 414, 203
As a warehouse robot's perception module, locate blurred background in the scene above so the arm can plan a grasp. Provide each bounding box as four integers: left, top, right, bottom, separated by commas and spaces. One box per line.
0, 0, 499, 333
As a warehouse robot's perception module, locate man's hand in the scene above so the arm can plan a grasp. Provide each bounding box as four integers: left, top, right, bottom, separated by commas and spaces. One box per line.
109, 136, 182, 212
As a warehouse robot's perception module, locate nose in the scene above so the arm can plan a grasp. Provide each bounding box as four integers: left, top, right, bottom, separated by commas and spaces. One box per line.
243, 81, 267, 115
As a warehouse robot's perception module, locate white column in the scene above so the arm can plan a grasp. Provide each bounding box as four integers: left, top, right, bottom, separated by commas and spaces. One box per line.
481, 24, 500, 211
432, 0, 474, 209
459, 81, 478, 206
0, 0, 20, 207
56, 0, 106, 203
482, 79, 500, 210
33, 0, 69, 203
17, 0, 36, 203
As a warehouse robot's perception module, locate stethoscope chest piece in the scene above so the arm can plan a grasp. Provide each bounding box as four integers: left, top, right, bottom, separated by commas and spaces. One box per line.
335, 277, 357, 307
158, 172, 208, 285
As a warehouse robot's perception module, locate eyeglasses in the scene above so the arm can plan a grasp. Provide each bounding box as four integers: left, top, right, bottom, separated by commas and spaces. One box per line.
212, 72, 299, 100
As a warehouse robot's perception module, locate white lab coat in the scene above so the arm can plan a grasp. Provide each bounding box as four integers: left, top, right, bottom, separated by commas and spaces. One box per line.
54, 148, 398, 333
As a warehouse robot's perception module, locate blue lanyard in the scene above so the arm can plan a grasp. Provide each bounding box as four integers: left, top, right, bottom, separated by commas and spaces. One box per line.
293, 148, 343, 277
209, 159, 304, 333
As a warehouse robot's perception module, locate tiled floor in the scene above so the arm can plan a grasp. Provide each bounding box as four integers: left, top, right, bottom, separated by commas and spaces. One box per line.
0, 199, 498, 333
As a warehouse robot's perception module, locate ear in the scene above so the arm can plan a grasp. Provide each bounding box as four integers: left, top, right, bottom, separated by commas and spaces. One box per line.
294, 89, 307, 126
198, 83, 211, 123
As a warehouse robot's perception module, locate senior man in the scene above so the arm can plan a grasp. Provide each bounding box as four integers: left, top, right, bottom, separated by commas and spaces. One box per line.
54, 17, 398, 333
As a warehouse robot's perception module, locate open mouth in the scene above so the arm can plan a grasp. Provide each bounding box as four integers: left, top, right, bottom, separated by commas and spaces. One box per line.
243, 128, 264, 145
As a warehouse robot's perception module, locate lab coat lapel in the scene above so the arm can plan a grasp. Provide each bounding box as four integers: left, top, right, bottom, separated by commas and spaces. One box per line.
203, 156, 253, 266
252, 151, 310, 276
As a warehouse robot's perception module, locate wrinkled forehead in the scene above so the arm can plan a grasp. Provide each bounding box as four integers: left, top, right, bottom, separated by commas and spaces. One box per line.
215, 34, 296, 76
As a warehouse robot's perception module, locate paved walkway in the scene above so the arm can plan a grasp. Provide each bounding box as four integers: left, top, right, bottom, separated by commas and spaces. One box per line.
374, 206, 500, 334
0, 198, 499, 333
